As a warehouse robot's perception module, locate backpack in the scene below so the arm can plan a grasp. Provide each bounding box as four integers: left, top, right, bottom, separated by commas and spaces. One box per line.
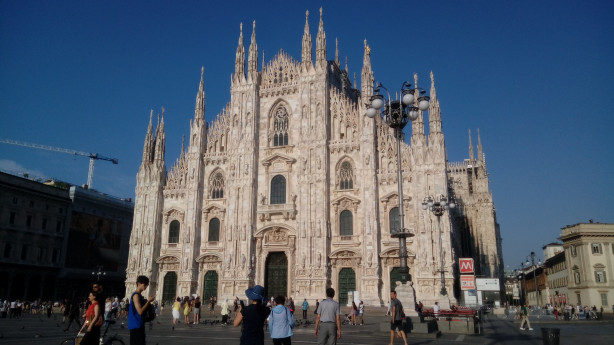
131, 293, 156, 323
287, 307, 295, 328
142, 303, 156, 322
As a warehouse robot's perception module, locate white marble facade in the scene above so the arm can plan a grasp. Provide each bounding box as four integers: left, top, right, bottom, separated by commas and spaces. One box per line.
125, 9, 503, 307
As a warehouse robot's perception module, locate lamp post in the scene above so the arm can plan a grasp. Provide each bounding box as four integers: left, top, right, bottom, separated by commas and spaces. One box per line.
525, 252, 541, 306
365, 81, 430, 283
513, 268, 524, 305
421, 195, 455, 295
92, 265, 106, 282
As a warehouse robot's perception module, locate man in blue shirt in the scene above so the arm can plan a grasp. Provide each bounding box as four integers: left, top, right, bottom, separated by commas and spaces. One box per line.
302, 299, 309, 320
128, 275, 156, 345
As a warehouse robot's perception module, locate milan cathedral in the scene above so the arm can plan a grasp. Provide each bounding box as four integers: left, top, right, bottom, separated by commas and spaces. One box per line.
126, 9, 503, 306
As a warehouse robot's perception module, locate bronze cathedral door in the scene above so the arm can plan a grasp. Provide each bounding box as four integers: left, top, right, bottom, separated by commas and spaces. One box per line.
265, 252, 287, 299
338, 268, 356, 305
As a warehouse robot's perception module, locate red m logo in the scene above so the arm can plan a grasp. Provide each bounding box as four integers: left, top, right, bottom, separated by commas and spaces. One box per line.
459, 258, 474, 273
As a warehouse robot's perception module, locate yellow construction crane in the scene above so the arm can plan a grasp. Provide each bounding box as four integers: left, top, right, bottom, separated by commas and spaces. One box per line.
0, 138, 118, 189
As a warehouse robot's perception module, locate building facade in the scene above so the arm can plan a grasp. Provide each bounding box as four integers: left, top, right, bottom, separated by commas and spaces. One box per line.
126, 10, 503, 306
0, 172, 72, 300
0, 172, 133, 300
544, 250, 567, 307
561, 222, 614, 311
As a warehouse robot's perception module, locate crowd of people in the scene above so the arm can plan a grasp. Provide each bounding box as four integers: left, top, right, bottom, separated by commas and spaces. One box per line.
2, 280, 423, 345
508, 303, 607, 321
0, 299, 57, 318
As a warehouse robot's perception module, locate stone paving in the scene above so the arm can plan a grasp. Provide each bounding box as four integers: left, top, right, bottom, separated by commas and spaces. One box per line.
0, 307, 613, 345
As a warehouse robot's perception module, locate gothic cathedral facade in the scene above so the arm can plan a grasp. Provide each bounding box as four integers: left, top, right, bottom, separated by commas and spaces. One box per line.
126, 10, 503, 306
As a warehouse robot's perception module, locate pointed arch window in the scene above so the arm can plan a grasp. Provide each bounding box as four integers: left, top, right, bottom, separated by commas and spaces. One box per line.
340, 210, 353, 236
273, 106, 289, 146
339, 161, 354, 189
270, 175, 286, 204
208, 218, 220, 242
168, 220, 180, 244
210, 172, 224, 199
389, 207, 400, 234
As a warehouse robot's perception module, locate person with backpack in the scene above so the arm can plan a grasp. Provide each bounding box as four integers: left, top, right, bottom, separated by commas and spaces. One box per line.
129, 275, 156, 345
269, 295, 295, 345
389, 290, 407, 345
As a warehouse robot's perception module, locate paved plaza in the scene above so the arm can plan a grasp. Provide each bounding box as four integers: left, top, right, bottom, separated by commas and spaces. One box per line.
1, 307, 613, 345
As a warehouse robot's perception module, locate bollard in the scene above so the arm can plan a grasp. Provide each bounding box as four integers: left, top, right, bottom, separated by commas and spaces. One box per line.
540, 328, 560, 345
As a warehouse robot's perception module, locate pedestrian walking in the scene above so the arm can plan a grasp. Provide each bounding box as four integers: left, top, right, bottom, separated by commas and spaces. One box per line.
233, 285, 270, 345
386, 300, 391, 316
104, 297, 113, 327
314, 287, 341, 345
221, 299, 230, 325
389, 290, 407, 345
62, 298, 70, 322
172, 297, 181, 328
358, 301, 364, 325
269, 295, 295, 345
193, 297, 201, 325
0, 300, 8, 318
183, 297, 192, 325
350, 301, 357, 325
64, 298, 82, 332
128, 275, 156, 345
302, 298, 309, 320
314, 300, 319, 316
209, 296, 216, 316
79, 291, 103, 345
519, 303, 533, 330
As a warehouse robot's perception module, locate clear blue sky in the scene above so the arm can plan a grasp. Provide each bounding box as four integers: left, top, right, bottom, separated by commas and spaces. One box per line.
1, 0, 613, 272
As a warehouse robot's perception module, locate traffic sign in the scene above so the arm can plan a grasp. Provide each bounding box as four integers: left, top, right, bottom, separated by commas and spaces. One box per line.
460, 275, 475, 290
459, 258, 474, 274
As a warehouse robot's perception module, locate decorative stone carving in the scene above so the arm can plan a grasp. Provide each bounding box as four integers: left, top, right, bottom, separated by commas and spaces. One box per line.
265, 228, 288, 244
164, 208, 185, 224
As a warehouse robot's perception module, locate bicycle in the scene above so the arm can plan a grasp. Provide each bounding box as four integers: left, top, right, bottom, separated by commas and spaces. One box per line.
60, 320, 125, 345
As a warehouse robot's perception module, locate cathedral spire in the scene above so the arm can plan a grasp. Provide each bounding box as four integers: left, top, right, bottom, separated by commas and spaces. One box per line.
412, 73, 425, 135
315, 7, 326, 69
477, 128, 483, 161
361, 39, 374, 98
181, 134, 185, 158
234, 23, 245, 82
248, 20, 258, 81
194, 66, 205, 120
428, 71, 442, 134
301, 10, 312, 69
153, 108, 166, 163
335, 38, 339, 66
142, 109, 154, 163
468, 129, 475, 161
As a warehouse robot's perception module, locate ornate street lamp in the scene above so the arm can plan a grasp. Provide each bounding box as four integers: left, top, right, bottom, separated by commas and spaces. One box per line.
92, 265, 106, 282
513, 268, 524, 305
421, 195, 455, 295
365, 82, 430, 283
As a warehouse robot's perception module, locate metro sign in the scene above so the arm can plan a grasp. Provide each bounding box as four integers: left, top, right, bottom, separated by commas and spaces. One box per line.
461, 275, 476, 290
459, 258, 474, 274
